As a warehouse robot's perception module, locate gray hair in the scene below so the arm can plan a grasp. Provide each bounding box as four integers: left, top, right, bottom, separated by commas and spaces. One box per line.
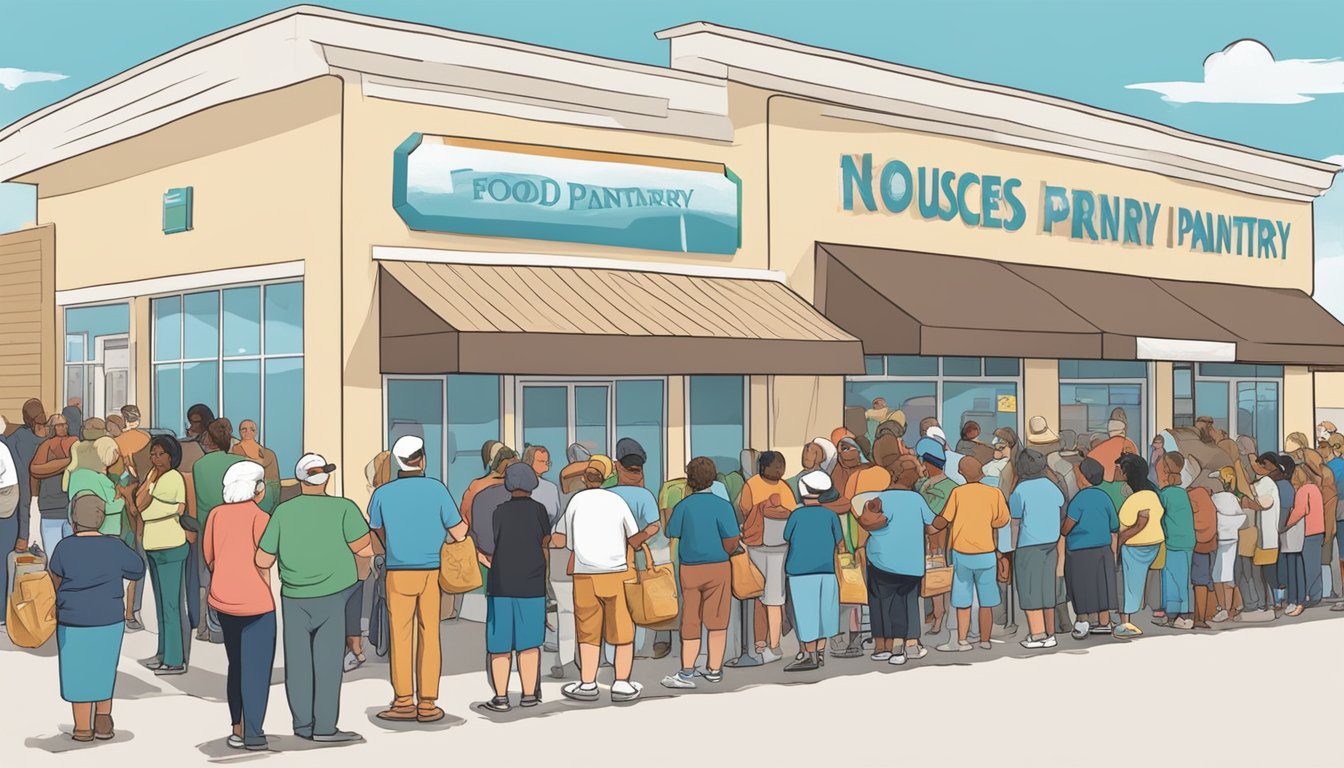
222, 460, 266, 504
70, 494, 106, 533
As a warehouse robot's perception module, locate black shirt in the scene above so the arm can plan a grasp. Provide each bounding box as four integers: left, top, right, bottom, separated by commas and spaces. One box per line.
487, 497, 551, 598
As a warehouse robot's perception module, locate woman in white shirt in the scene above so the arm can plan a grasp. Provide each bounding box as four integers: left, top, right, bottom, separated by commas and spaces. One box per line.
1209, 467, 1247, 621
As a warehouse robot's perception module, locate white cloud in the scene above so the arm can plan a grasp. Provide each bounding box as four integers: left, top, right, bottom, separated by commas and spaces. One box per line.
0, 67, 68, 91
1127, 39, 1344, 104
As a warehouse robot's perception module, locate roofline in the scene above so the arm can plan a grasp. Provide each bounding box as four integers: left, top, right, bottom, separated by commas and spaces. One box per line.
656, 21, 1339, 178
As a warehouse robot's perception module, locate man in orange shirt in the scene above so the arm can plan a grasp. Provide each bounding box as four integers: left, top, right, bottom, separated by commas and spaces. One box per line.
927, 457, 1011, 652
1087, 420, 1139, 483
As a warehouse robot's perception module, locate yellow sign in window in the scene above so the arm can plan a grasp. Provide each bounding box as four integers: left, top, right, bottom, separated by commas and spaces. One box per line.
997, 395, 1018, 413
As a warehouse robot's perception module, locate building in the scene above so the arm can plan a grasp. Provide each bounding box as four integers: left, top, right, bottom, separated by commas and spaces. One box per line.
1, 6, 1342, 507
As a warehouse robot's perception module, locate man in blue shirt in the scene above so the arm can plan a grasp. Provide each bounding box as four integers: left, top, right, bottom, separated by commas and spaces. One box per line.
605, 438, 668, 661
1061, 458, 1120, 638
662, 457, 741, 689
1009, 450, 1066, 649
367, 436, 468, 724
857, 455, 934, 665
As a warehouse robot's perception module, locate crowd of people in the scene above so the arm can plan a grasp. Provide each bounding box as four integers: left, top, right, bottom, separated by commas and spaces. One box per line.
3, 395, 1344, 748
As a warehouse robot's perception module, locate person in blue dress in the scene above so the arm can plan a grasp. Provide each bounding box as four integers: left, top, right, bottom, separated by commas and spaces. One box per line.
49, 494, 146, 742
782, 471, 845, 673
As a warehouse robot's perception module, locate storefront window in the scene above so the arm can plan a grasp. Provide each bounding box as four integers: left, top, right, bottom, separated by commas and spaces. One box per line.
616, 379, 665, 494
386, 377, 446, 481
1059, 360, 1148, 447
63, 303, 130, 416
151, 280, 304, 469
1173, 363, 1195, 428
1194, 366, 1282, 453
846, 356, 1020, 449
521, 386, 568, 483
1195, 381, 1231, 433
688, 375, 747, 476
1238, 381, 1280, 454
446, 374, 501, 503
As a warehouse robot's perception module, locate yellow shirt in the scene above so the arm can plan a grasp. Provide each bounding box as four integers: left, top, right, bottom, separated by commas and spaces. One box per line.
1118, 489, 1166, 547
143, 469, 187, 551
940, 482, 1010, 555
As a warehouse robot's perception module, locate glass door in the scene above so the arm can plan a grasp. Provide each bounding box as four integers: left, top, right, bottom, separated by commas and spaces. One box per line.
1236, 381, 1280, 455
519, 382, 613, 482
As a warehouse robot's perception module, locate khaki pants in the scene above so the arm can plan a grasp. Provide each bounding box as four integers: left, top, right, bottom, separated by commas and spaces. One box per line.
387, 570, 442, 707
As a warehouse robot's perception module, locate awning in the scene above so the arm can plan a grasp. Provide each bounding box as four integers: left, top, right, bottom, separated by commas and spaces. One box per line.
379, 260, 865, 375
816, 243, 1344, 365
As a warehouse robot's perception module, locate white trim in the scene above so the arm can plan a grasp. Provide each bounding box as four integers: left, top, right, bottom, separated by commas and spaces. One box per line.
1136, 337, 1236, 363
372, 245, 787, 283
56, 261, 304, 306
658, 24, 1337, 199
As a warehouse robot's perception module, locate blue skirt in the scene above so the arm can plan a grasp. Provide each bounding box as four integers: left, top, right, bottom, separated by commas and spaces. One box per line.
788, 574, 839, 643
58, 623, 124, 703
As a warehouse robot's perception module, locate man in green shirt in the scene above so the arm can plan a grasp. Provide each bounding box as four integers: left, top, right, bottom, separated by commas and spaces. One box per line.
257, 452, 371, 743
193, 419, 244, 643
916, 437, 958, 638
1155, 453, 1196, 630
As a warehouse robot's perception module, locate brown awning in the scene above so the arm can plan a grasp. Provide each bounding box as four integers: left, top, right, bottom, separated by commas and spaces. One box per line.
817, 243, 1344, 366
815, 244, 1102, 358
379, 260, 865, 375
1154, 279, 1344, 366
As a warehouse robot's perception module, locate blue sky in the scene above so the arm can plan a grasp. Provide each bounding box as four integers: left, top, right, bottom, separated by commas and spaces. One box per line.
2, 0, 1344, 308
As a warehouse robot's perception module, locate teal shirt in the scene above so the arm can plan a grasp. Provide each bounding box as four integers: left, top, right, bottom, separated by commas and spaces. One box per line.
67, 468, 125, 536
1158, 486, 1196, 552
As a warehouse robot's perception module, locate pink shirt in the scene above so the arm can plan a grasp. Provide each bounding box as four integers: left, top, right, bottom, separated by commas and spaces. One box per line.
1287, 483, 1325, 537
203, 501, 275, 616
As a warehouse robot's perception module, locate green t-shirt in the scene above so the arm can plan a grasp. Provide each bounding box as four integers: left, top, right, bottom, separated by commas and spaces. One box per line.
193, 451, 244, 527
259, 494, 370, 599
67, 468, 125, 536
1098, 481, 1129, 513
1158, 486, 1196, 552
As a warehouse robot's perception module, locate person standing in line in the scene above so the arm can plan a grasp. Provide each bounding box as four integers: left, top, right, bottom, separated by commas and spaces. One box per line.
1291, 460, 1328, 609
1280, 459, 1319, 617
132, 434, 192, 675
31, 411, 77, 552
1269, 454, 1298, 615
203, 461, 277, 751
857, 455, 934, 665
522, 445, 561, 526
479, 464, 552, 712
1154, 453, 1196, 630
1113, 454, 1165, 639
661, 457, 741, 689
1328, 435, 1344, 611
6, 400, 50, 560
49, 495, 145, 743
985, 428, 1022, 638
112, 406, 151, 629
782, 471, 845, 672
1209, 467, 1247, 622
928, 457, 1010, 652
605, 438, 664, 661
255, 454, 371, 743
1236, 454, 1282, 622
914, 437, 958, 636
65, 437, 133, 546
1183, 457, 1220, 628
193, 419, 243, 644
1008, 449, 1065, 649
552, 459, 650, 703
738, 451, 797, 665
1063, 458, 1119, 638
786, 439, 836, 501
368, 436, 466, 723
229, 420, 281, 513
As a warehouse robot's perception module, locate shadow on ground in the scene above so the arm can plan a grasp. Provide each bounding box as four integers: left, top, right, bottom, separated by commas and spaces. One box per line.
362, 706, 467, 733
196, 733, 369, 761
25, 729, 135, 753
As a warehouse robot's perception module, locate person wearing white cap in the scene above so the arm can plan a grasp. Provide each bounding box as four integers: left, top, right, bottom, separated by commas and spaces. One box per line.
365, 435, 467, 723
255, 452, 372, 743
782, 470, 845, 672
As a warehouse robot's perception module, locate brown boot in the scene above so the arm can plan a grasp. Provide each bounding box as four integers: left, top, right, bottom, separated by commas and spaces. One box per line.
94, 714, 114, 740
376, 703, 419, 722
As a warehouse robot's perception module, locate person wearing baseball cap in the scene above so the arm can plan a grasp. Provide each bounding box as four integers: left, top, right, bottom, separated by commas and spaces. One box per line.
255, 452, 373, 743
366, 435, 467, 723
606, 437, 667, 661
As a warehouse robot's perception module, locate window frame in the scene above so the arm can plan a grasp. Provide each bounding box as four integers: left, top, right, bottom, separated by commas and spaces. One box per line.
684, 375, 751, 475
61, 301, 133, 418
1058, 361, 1153, 448
847, 357, 1023, 439
1192, 368, 1284, 453
382, 373, 452, 481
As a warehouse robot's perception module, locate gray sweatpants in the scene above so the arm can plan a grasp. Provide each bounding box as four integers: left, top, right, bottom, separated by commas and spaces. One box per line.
281, 584, 357, 737
1235, 555, 1264, 612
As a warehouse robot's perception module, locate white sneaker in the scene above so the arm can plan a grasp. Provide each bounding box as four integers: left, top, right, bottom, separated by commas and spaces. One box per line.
905, 644, 928, 660
660, 673, 696, 690
888, 653, 907, 666
936, 640, 973, 652
1042, 635, 1058, 648
611, 680, 643, 702
761, 647, 784, 664
1211, 609, 1229, 623
1071, 620, 1090, 640
870, 651, 893, 662
1020, 635, 1050, 649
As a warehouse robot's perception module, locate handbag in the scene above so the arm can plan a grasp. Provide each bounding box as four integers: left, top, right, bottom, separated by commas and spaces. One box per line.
836, 552, 867, 605
1252, 546, 1278, 566
921, 555, 953, 598
0, 485, 17, 519
730, 548, 765, 599
996, 551, 1013, 584
7, 551, 55, 649
438, 537, 483, 594
624, 544, 679, 627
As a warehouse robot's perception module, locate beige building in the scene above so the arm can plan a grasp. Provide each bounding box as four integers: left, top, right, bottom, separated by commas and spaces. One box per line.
1, 6, 1342, 507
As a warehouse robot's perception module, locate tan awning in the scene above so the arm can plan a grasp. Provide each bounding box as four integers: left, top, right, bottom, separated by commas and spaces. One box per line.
815, 244, 1103, 359
379, 261, 865, 375
817, 243, 1344, 366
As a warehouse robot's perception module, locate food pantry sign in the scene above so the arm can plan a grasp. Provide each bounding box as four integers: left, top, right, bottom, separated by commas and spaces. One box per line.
839, 153, 1293, 259
393, 134, 741, 254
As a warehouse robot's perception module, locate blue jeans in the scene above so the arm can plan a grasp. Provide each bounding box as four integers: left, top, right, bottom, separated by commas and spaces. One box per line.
1120, 544, 1161, 615
40, 518, 71, 554
1160, 548, 1193, 614
219, 611, 276, 747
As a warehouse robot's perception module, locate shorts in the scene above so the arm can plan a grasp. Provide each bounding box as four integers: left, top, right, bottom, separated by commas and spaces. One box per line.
1213, 541, 1237, 583
1013, 542, 1058, 611
865, 564, 921, 640
679, 562, 732, 637
486, 596, 546, 654
748, 546, 787, 606
788, 573, 839, 643
951, 551, 1000, 610
1190, 551, 1215, 589
573, 571, 635, 646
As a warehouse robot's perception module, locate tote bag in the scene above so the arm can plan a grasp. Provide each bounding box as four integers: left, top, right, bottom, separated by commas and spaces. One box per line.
836, 552, 867, 605
624, 544, 679, 628
730, 549, 765, 600
438, 538, 483, 594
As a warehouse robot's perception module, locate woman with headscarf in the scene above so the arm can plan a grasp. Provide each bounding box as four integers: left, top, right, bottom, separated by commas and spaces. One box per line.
50, 494, 145, 742
787, 438, 836, 502
1113, 454, 1165, 639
